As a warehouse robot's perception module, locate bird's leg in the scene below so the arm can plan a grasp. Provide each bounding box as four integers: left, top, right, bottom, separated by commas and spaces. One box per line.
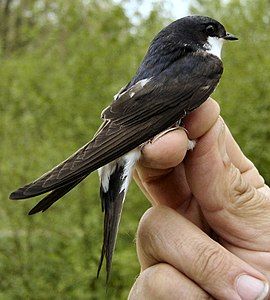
147, 118, 196, 150
150, 125, 183, 144
178, 117, 196, 151
149, 118, 184, 143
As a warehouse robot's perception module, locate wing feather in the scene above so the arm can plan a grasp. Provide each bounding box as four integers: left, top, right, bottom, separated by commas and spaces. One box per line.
10, 52, 222, 200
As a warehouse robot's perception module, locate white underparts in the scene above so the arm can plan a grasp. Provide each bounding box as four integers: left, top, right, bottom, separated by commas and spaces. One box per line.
205, 36, 224, 59
98, 161, 116, 193
98, 149, 141, 194
120, 149, 141, 193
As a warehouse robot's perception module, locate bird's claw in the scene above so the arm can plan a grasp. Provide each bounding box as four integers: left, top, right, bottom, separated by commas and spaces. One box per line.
150, 126, 184, 144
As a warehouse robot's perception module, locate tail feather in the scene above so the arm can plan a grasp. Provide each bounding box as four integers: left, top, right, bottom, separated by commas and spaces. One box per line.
97, 164, 126, 282
28, 175, 88, 215
97, 149, 140, 282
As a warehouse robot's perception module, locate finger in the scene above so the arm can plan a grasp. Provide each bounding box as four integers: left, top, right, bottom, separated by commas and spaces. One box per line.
185, 118, 270, 251
135, 163, 191, 208
138, 98, 220, 172
225, 125, 265, 188
258, 184, 270, 198
135, 129, 191, 208
221, 240, 270, 283
137, 206, 269, 300
128, 263, 213, 300
184, 97, 220, 139
140, 128, 188, 170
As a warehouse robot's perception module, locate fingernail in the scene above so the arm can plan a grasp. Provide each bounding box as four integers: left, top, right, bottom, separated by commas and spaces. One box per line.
237, 275, 269, 300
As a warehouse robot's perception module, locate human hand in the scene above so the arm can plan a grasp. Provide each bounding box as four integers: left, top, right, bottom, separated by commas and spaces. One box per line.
129, 99, 270, 300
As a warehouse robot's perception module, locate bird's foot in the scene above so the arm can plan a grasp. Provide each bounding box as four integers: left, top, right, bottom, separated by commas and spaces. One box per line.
150, 125, 196, 151
141, 123, 196, 151
175, 120, 196, 150
150, 124, 185, 144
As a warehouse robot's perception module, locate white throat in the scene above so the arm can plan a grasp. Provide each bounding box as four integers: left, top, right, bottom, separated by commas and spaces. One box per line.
205, 37, 224, 59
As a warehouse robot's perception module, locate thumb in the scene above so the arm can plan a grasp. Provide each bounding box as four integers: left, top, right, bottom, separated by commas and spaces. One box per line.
185, 118, 270, 252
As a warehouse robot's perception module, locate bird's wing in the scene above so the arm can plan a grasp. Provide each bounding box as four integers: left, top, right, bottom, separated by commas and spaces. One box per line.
10, 53, 222, 200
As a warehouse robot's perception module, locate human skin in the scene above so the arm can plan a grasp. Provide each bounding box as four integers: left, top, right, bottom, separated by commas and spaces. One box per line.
128, 98, 270, 300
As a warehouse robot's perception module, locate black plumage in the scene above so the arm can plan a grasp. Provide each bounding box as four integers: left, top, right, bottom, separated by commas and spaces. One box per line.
9, 15, 237, 280
97, 163, 125, 282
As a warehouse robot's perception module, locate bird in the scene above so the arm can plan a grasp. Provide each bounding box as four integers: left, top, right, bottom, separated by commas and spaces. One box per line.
9, 15, 238, 281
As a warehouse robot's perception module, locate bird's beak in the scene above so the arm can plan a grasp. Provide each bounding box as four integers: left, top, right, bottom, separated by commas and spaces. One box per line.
223, 32, 238, 41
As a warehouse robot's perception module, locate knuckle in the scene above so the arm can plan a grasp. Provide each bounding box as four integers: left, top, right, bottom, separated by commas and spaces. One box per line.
229, 165, 256, 207
131, 264, 215, 300
136, 208, 155, 252
192, 242, 227, 283
137, 206, 168, 243
135, 264, 172, 297
246, 167, 266, 188
136, 207, 167, 257
137, 207, 158, 243
148, 263, 174, 286
258, 174, 265, 187
226, 165, 270, 240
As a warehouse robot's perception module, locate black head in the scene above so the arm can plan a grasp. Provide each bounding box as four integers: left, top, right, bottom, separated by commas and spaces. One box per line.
150, 15, 238, 55
135, 15, 237, 81
176, 15, 238, 42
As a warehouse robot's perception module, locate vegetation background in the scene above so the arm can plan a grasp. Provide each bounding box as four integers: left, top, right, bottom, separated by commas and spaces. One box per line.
0, 0, 269, 298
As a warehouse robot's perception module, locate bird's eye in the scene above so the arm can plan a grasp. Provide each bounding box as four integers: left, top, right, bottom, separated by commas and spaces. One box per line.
206, 25, 215, 36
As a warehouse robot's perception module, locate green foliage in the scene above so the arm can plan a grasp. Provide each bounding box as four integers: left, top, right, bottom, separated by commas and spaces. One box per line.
0, 0, 165, 298
1, 0, 269, 298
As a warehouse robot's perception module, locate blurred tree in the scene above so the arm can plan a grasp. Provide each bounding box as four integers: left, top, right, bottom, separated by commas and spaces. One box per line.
0, 0, 45, 54
0, 0, 166, 298
0, 0, 12, 53
1, 0, 269, 299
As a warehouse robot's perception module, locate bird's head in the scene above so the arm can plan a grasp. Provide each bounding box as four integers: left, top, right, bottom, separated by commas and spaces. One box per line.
178, 15, 238, 41
181, 16, 238, 58
152, 15, 238, 60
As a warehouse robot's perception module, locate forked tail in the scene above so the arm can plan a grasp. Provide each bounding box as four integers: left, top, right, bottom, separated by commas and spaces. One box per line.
97, 150, 140, 282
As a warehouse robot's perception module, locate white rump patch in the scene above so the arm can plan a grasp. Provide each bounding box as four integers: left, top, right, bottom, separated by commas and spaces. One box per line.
205, 37, 224, 59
